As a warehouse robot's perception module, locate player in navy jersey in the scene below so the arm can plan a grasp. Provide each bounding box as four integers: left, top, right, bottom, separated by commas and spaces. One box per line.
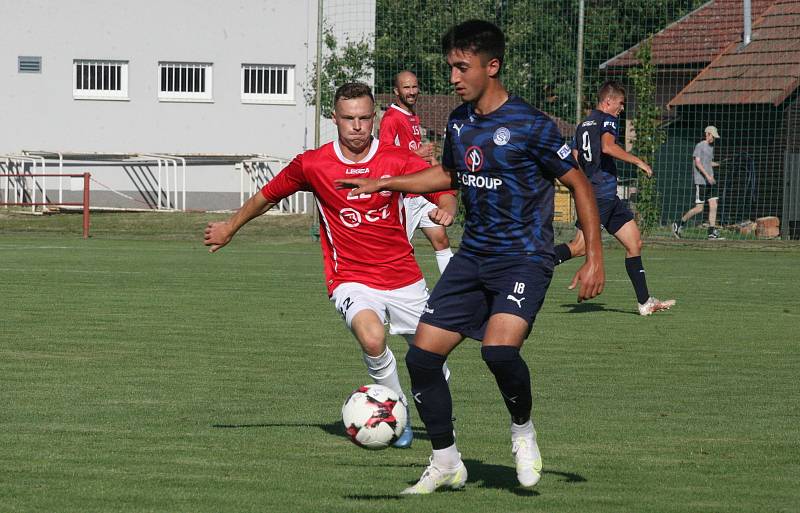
553, 81, 675, 316
337, 20, 604, 493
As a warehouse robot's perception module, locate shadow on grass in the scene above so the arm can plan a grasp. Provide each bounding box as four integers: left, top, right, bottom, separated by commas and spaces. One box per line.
342, 460, 586, 500
558, 302, 637, 315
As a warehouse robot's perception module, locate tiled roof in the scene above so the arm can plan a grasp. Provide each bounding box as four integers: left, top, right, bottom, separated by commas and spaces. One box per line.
669, 0, 800, 106
601, 0, 776, 68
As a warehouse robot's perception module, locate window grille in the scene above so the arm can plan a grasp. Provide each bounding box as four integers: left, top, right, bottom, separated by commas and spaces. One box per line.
241, 64, 294, 104
73, 59, 128, 99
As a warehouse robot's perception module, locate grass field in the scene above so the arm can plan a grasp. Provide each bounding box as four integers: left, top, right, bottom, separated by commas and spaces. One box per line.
1, 212, 798, 512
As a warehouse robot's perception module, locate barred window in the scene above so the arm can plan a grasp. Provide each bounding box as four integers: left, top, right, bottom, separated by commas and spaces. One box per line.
241, 64, 295, 104
158, 62, 213, 102
73, 59, 128, 100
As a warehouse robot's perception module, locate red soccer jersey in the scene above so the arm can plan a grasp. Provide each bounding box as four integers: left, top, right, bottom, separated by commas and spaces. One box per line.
261, 138, 448, 295
379, 104, 422, 153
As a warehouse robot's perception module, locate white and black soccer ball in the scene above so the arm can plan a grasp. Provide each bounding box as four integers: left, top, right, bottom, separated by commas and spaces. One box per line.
341, 384, 407, 450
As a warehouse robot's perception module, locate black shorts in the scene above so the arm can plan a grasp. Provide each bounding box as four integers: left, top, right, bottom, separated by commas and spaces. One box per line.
419, 250, 553, 341
694, 184, 719, 204
576, 196, 634, 235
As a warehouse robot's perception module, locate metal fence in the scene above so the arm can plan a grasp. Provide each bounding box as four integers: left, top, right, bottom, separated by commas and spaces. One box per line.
313, 0, 800, 240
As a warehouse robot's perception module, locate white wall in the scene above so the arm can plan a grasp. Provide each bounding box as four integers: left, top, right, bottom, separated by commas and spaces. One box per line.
0, 0, 316, 157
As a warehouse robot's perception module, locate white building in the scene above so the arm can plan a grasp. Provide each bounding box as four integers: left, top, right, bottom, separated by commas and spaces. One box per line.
1, 0, 374, 211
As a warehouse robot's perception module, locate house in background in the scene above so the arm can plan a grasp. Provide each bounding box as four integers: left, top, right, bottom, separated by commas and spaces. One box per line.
668, 0, 800, 237
599, 0, 799, 236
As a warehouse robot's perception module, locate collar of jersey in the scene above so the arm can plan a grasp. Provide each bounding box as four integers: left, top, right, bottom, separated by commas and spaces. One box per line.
333, 137, 379, 164
466, 94, 515, 120
390, 103, 413, 116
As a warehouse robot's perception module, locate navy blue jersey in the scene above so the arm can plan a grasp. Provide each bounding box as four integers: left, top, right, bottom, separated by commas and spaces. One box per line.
573, 109, 620, 199
442, 95, 577, 257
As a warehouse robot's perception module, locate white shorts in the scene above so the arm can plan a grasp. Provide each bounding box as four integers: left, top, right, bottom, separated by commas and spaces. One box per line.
403, 196, 439, 241
331, 279, 429, 335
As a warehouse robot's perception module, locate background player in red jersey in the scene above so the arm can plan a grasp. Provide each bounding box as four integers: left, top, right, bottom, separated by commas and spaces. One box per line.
204, 82, 457, 449
380, 70, 454, 274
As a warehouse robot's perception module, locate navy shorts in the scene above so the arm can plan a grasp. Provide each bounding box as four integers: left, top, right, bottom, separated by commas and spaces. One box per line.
576, 196, 634, 235
419, 251, 553, 341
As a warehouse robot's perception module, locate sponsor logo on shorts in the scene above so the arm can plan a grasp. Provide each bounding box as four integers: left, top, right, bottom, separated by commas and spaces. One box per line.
506, 294, 526, 308
423, 302, 434, 314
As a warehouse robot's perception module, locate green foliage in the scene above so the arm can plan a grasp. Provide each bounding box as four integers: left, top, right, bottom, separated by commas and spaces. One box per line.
375, 0, 706, 124
627, 39, 666, 233
303, 24, 375, 118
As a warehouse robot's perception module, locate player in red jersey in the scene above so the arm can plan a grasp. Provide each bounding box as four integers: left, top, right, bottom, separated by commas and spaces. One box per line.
380, 70, 454, 274
204, 82, 457, 449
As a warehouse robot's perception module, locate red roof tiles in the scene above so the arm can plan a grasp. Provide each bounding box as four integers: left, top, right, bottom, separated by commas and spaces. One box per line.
601, 0, 775, 68
669, 0, 800, 106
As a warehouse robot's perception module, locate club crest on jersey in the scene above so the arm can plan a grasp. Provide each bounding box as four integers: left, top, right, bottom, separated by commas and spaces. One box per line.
493, 127, 511, 146
464, 146, 484, 172
557, 144, 571, 160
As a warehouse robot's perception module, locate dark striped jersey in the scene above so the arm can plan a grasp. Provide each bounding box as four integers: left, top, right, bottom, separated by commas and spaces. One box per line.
442, 95, 577, 258
573, 109, 620, 199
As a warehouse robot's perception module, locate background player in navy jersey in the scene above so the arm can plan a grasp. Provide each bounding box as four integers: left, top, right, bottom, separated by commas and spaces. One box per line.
338, 20, 604, 493
553, 81, 675, 316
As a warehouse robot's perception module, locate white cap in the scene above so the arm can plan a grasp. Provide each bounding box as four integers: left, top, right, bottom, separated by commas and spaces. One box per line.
705, 125, 720, 139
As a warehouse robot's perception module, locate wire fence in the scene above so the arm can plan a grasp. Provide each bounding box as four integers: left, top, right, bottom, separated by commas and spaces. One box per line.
313, 0, 800, 240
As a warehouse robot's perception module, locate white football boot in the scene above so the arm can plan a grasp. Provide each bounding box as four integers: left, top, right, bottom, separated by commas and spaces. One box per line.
400, 456, 467, 495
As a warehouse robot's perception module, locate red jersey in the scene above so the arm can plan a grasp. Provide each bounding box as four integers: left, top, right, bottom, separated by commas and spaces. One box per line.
261, 138, 449, 295
379, 104, 422, 153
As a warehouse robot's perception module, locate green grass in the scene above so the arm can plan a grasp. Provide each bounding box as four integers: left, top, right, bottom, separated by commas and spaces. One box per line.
1, 212, 798, 512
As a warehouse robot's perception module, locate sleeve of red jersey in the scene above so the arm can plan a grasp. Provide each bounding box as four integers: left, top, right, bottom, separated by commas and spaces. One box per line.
401, 151, 456, 204
260, 154, 309, 203
378, 113, 398, 146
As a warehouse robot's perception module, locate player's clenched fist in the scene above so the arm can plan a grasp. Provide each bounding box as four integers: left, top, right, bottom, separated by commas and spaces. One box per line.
427, 208, 453, 227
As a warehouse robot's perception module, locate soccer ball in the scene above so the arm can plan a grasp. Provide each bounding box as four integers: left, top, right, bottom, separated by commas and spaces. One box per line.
341, 384, 407, 450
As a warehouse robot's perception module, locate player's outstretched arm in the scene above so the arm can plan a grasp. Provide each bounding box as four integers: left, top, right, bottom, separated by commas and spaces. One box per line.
602, 133, 653, 177
559, 168, 605, 302
204, 193, 275, 253
336, 165, 455, 195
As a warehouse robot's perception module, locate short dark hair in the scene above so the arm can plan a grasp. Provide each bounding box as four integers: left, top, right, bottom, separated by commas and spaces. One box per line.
441, 19, 505, 67
598, 80, 626, 103
334, 82, 374, 107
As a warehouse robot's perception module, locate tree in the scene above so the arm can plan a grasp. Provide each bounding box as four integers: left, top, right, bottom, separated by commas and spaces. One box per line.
627, 39, 666, 233
303, 24, 375, 119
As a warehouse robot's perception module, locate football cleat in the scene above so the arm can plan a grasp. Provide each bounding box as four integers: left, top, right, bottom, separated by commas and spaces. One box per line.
638, 297, 676, 316
401, 456, 467, 495
512, 435, 542, 488
392, 415, 413, 448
